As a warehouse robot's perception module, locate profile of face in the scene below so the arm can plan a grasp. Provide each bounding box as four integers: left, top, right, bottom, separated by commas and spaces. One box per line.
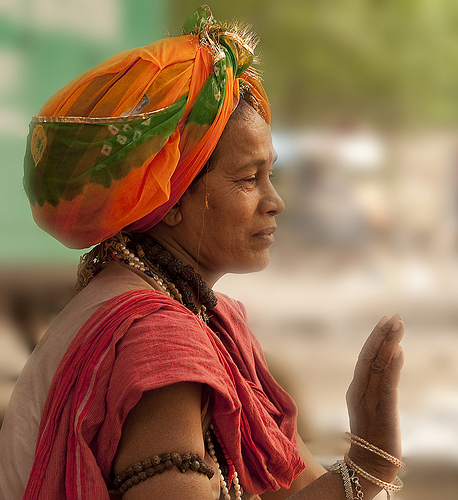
153, 100, 285, 286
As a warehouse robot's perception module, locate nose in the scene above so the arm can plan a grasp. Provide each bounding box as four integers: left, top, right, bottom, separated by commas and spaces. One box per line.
259, 181, 285, 216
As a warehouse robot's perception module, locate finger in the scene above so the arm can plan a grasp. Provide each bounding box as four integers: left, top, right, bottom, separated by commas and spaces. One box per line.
353, 314, 402, 378
348, 346, 404, 455
360, 345, 405, 450
379, 345, 405, 404
369, 319, 404, 376
349, 315, 404, 398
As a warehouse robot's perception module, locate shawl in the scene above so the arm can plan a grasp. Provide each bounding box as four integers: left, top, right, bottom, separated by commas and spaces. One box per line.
22, 6, 270, 249
22, 289, 305, 499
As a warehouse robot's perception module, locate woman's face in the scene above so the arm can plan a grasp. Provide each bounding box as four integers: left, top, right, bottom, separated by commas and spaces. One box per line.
173, 100, 285, 285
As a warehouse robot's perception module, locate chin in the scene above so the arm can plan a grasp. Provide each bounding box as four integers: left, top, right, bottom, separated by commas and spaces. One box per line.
233, 255, 271, 275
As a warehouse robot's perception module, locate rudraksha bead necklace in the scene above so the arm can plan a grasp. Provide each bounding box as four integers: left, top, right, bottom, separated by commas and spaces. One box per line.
112, 232, 217, 323
132, 234, 217, 308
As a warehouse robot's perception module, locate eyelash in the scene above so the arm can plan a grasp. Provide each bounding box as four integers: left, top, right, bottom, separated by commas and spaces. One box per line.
241, 172, 275, 183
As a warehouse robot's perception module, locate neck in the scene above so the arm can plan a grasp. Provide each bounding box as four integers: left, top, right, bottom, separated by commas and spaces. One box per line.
128, 233, 218, 315
145, 232, 223, 289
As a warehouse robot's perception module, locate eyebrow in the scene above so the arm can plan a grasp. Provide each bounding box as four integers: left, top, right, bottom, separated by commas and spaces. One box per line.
234, 155, 278, 173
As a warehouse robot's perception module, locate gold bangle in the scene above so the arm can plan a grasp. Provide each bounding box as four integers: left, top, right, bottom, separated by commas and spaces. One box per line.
344, 455, 404, 493
344, 432, 406, 470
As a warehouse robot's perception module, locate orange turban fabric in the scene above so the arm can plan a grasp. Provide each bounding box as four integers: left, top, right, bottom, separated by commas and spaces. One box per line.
23, 6, 270, 249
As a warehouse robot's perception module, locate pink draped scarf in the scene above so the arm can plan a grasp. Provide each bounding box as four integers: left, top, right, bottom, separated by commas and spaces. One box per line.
23, 289, 305, 498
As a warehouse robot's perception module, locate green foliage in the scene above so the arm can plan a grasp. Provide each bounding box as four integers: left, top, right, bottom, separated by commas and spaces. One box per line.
169, 0, 458, 127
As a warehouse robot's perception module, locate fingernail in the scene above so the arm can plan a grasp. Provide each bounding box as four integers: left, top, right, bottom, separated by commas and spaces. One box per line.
391, 321, 402, 332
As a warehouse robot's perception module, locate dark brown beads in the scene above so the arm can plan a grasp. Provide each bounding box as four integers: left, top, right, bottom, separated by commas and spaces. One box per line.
190, 460, 201, 471
171, 452, 182, 466
109, 451, 214, 495
130, 234, 218, 315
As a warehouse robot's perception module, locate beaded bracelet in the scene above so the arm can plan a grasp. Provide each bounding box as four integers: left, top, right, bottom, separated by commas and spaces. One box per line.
344, 455, 404, 494
329, 459, 364, 500
109, 452, 214, 495
344, 433, 406, 470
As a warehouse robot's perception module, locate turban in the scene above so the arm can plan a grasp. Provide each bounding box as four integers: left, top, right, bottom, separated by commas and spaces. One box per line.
23, 6, 270, 249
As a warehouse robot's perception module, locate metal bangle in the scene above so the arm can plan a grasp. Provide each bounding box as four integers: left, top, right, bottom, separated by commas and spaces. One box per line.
344, 455, 404, 493
330, 459, 364, 499
344, 432, 406, 470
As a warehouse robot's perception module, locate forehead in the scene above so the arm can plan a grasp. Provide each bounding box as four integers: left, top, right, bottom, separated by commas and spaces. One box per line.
212, 102, 274, 166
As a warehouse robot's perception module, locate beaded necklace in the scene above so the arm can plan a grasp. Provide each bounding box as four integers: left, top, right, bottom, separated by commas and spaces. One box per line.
205, 425, 243, 500
110, 233, 217, 324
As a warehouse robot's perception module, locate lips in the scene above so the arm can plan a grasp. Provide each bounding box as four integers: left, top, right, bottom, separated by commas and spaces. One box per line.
253, 226, 277, 243
253, 226, 276, 237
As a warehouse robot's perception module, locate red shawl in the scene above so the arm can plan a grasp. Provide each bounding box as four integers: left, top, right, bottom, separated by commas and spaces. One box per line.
23, 289, 305, 498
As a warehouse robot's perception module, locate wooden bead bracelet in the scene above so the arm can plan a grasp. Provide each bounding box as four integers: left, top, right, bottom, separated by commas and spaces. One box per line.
109, 452, 214, 495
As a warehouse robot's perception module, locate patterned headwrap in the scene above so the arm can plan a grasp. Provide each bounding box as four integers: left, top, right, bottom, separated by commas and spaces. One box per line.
23, 6, 270, 249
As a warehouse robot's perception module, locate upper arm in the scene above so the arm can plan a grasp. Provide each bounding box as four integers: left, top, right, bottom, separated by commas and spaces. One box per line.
261, 435, 326, 500
112, 382, 215, 500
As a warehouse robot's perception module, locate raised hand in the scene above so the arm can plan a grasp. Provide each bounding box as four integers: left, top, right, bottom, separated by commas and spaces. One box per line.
345, 314, 405, 482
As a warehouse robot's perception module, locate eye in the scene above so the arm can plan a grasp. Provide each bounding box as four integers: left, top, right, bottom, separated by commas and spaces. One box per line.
237, 174, 257, 185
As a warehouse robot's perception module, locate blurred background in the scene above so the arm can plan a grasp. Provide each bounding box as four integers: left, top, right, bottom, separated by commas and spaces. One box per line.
1, 1, 458, 498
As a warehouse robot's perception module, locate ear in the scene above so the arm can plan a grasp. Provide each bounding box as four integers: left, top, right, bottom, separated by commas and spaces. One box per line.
160, 203, 183, 227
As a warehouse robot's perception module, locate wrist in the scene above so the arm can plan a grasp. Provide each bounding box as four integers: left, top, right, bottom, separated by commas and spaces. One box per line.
329, 432, 405, 500
347, 445, 400, 484
344, 454, 404, 496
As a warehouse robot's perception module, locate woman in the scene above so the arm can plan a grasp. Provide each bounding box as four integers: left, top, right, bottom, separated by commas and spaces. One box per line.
0, 7, 405, 500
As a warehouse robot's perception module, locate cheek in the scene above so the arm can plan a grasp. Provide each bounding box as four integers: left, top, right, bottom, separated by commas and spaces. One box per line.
203, 210, 245, 252
207, 195, 251, 226
203, 191, 256, 247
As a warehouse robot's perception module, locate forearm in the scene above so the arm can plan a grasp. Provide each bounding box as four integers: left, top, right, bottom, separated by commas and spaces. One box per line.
264, 430, 402, 500
287, 470, 385, 500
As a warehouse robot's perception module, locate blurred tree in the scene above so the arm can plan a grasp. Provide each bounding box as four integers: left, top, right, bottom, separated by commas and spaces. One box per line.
168, 0, 458, 128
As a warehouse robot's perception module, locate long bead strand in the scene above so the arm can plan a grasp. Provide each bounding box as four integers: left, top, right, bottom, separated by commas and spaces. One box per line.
205, 427, 243, 499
